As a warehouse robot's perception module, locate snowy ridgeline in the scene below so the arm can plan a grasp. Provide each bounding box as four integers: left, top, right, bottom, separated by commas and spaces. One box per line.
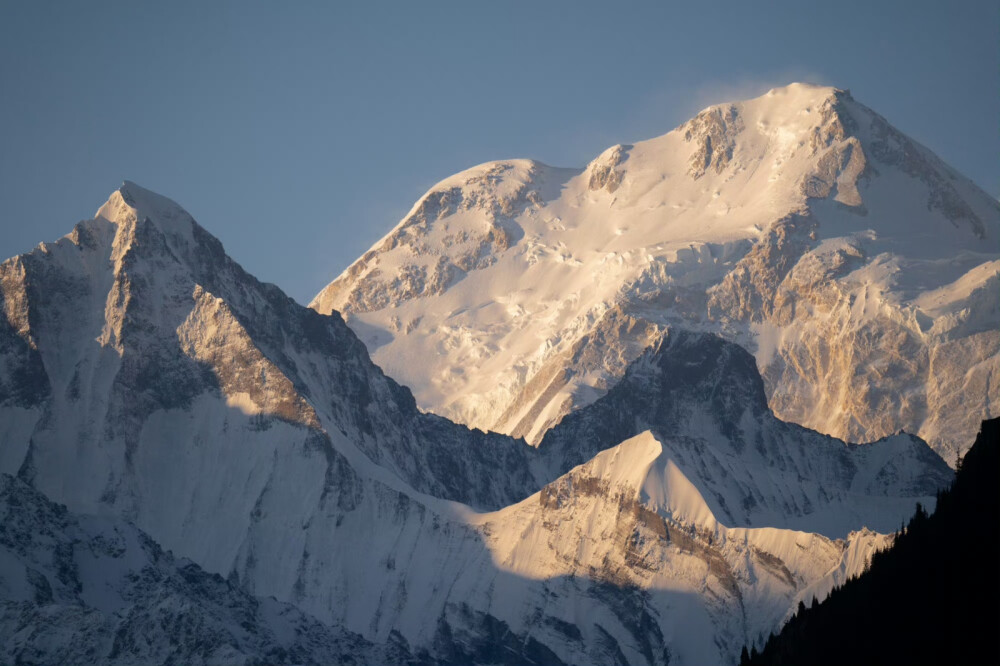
0, 174, 955, 665
313, 83, 1000, 462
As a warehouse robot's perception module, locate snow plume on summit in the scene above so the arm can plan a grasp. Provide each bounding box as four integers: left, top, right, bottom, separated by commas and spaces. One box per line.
0, 180, 952, 664
313, 83, 1000, 461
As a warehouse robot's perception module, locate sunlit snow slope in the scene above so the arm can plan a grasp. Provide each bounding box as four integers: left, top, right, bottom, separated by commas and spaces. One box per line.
313, 83, 1000, 461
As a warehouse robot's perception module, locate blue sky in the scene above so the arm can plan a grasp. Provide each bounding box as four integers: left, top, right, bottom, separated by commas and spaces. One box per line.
1, 0, 996, 303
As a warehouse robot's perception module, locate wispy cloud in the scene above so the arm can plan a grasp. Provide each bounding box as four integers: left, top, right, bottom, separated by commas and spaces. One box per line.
682, 69, 836, 115
620, 68, 836, 144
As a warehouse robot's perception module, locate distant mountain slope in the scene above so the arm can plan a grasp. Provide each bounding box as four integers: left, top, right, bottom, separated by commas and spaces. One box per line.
740, 418, 1000, 666
0, 183, 953, 665
0, 474, 417, 666
313, 83, 1000, 461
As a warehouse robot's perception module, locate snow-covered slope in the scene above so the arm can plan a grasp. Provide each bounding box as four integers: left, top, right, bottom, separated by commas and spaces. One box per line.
0, 183, 950, 665
0, 474, 415, 666
312, 83, 1000, 461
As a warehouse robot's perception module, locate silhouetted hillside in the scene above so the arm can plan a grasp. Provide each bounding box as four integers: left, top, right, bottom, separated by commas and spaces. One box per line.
740, 418, 1000, 666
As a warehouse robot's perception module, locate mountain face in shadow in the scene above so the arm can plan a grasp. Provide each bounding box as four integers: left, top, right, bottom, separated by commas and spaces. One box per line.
740, 418, 1000, 666
0, 473, 425, 666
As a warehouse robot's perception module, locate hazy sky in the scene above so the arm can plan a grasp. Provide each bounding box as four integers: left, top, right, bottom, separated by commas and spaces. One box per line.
1, 0, 996, 303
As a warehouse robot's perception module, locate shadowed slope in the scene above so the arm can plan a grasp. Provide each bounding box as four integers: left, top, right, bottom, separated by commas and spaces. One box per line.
740, 418, 1000, 666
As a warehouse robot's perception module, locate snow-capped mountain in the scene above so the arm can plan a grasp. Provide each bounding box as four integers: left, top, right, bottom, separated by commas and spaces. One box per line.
0, 182, 950, 664
312, 83, 1000, 462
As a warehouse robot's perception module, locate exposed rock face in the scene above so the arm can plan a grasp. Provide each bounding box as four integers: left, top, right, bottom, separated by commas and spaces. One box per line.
685, 104, 743, 178
707, 211, 818, 323
589, 144, 632, 192
0, 182, 953, 664
313, 83, 1000, 461
499, 304, 668, 443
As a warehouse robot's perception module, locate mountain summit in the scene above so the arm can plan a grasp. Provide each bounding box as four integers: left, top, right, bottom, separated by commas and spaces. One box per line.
312, 83, 1000, 460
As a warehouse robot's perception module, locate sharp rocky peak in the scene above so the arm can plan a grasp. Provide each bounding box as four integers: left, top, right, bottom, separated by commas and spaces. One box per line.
99, 180, 193, 228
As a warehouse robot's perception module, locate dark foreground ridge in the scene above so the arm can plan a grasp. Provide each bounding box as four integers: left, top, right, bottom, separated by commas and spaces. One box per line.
739, 417, 1000, 666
